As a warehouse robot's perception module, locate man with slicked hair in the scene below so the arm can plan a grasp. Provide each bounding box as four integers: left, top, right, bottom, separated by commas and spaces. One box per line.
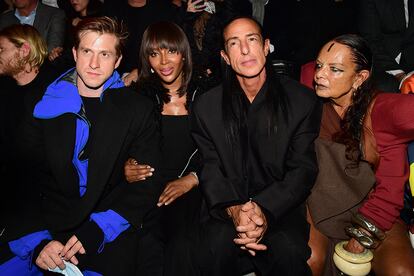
191, 16, 322, 275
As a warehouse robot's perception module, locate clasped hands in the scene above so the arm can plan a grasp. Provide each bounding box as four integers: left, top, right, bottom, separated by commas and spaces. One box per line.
227, 201, 268, 256
35, 235, 85, 271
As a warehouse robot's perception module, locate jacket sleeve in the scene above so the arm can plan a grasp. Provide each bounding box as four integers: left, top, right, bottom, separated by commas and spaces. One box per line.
108, 100, 162, 228
190, 102, 244, 219
359, 94, 414, 230
358, 0, 402, 72
45, 7, 66, 51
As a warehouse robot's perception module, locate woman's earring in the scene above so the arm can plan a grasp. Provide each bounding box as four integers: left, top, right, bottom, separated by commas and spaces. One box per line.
352, 86, 360, 97
151, 68, 154, 73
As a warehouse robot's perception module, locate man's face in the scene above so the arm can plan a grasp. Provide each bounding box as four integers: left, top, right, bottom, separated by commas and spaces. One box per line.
128, 0, 146, 8
0, 36, 21, 76
221, 18, 269, 79
72, 31, 121, 93
13, 0, 36, 9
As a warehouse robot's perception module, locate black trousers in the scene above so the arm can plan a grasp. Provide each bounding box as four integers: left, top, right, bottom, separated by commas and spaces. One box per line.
166, 204, 312, 276
76, 228, 140, 276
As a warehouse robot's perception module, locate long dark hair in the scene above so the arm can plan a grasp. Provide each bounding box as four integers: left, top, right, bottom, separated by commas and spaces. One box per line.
221, 17, 286, 146
138, 21, 192, 103
69, 0, 103, 18
330, 34, 375, 162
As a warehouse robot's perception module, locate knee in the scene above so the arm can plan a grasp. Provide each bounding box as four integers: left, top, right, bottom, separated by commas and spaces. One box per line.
268, 232, 311, 264
307, 249, 327, 276
306, 219, 329, 276
375, 263, 414, 276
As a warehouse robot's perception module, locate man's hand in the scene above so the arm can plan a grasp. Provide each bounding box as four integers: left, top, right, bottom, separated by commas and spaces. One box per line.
124, 158, 154, 183
122, 69, 139, 86
157, 174, 198, 206
35, 240, 65, 270
60, 235, 86, 266
227, 201, 268, 256
48, 47, 63, 62
236, 202, 267, 239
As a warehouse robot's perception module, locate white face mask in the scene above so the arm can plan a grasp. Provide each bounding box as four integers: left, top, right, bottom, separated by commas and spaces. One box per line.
204, 1, 216, 14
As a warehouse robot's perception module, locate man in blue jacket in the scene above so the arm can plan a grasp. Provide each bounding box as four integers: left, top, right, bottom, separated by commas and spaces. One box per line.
0, 16, 161, 275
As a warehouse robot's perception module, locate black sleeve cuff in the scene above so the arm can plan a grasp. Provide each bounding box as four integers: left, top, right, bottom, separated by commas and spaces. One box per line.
32, 239, 52, 264
75, 221, 104, 254
0, 242, 14, 263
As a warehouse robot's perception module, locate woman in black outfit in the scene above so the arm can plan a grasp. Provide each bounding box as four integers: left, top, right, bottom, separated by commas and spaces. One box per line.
124, 21, 202, 275
182, 0, 224, 91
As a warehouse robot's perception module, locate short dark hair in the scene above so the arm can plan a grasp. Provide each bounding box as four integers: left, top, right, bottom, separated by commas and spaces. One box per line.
73, 16, 128, 58
138, 21, 192, 97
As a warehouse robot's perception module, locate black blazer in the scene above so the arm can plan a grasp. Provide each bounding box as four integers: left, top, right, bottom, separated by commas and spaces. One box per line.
0, 3, 66, 51
224, 0, 357, 65
2, 87, 161, 242
359, 0, 414, 72
191, 74, 322, 224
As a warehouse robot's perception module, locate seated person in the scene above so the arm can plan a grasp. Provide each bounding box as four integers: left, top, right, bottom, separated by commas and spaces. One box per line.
190, 17, 321, 275
0, 17, 161, 275
307, 34, 414, 275
0, 0, 66, 61
358, 0, 414, 92
125, 21, 203, 276
0, 24, 58, 234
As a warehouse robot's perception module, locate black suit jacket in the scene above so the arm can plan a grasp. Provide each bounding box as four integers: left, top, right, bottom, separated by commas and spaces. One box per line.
191, 74, 322, 224
0, 2, 66, 51
2, 86, 161, 242
359, 0, 414, 72
224, 0, 357, 65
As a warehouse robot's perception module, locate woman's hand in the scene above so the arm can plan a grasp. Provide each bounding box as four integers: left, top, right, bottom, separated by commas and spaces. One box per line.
124, 158, 154, 183
186, 0, 206, 13
157, 173, 198, 206
122, 69, 139, 86
344, 238, 366, 254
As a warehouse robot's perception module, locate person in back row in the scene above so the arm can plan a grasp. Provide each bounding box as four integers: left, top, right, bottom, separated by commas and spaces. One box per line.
0, 0, 66, 61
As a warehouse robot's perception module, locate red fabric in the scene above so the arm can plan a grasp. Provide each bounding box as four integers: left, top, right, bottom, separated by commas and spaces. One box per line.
300, 61, 316, 89
359, 93, 414, 231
